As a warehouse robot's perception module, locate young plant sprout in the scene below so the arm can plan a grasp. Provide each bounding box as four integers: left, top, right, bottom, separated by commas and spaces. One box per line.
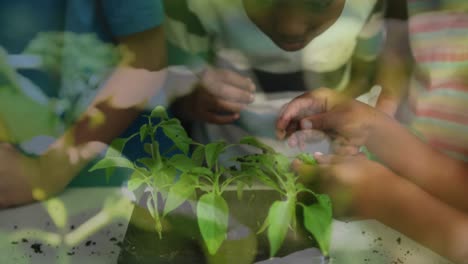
234, 137, 332, 256
90, 106, 333, 257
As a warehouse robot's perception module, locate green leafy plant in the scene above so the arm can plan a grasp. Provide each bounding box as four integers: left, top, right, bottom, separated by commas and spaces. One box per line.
235, 137, 332, 256
0, 31, 127, 142
90, 106, 191, 239
90, 106, 333, 257
24, 31, 129, 125
0, 46, 60, 142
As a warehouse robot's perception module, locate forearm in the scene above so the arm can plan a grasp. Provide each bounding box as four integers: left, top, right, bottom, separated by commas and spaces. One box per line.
358, 169, 468, 263
366, 113, 468, 211
40, 26, 168, 190
375, 19, 412, 116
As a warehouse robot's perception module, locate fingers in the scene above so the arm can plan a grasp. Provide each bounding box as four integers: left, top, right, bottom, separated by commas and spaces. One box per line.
202, 68, 255, 103
331, 137, 360, 155
193, 92, 240, 124
291, 159, 319, 184
219, 69, 256, 92
276, 95, 327, 140
314, 152, 334, 164
276, 98, 310, 139
214, 83, 255, 104
299, 112, 330, 131
190, 80, 251, 124
280, 111, 329, 141
211, 96, 247, 113
286, 129, 326, 149
314, 152, 366, 165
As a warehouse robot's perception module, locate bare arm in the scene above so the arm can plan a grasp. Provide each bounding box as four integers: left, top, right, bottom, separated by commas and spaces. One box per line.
307, 153, 468, 264
366, 111, 468, 212
46, 25, 168, 190
374, 19, 412, 116
277, 88, 468, 212
0, 26, 168, 207
357, 165, 468, 264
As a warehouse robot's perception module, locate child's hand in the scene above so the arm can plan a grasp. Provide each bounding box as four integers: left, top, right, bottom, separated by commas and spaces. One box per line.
0, 140, 99, 208
276, 88, 380, 152
0, 143, 36, 208
315, 153, 388, 217
375, 94, 400, 117
293, 152, 389, 217
181, 67, 256, 124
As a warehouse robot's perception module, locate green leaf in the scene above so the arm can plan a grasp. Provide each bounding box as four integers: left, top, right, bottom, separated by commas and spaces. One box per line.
89, 156, 134, 171
197, 193, 229, 255
236, 181, 245, 201
168, 154, 196, 172
240, 136, 275, 154
151, 105, 168, 120
272, 154, 291, 173
45, 198, 68, 229
127, 171, 146, 191
147, 196, 156, 219
190, 167, 214, 177
239, 166, 279, 191
205, 141, 227, 169
303, 194, 333, 256
0, 89, 60, 142
152, 141, 160, 159
192, 145, 205, 166
237, 153, 291, 174
143, 143, 152, 156
0, 47, 21, 91
163, 173, 196, 216
256, 172, 281, 191
142, 141, 162, 166
161, 119, 191, 154
106, 138, 131, 157
139, 124, 149, 142
153, 166, 177, 190
296, 153, 317, 166
267, 199, 295, 257
136, 158, 155, 171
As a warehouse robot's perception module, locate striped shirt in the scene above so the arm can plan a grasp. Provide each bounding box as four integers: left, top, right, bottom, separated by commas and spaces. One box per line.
407, 0, 468, 161
165, 0, 385, 87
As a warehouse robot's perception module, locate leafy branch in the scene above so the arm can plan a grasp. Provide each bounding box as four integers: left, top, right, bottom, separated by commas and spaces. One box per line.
90, 106, 333, 257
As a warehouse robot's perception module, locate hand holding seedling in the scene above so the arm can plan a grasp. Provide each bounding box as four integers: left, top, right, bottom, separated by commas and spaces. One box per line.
293, 152, 391, 217
276, 88, 380, 154
175, 67, 256, 124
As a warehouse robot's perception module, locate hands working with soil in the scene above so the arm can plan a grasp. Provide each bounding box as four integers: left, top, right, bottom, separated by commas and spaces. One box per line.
276, 88, 468, 263
172, 67, 256, 124
276, 88, 379, 155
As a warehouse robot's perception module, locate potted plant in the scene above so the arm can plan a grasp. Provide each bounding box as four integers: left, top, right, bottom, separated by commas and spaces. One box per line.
90, 106, 333, 263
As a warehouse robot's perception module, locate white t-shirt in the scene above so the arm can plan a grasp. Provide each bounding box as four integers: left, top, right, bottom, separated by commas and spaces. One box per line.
164, 0, 384, 159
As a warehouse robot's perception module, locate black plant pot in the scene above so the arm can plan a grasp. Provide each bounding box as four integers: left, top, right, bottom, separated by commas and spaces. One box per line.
117, 189, 324, 264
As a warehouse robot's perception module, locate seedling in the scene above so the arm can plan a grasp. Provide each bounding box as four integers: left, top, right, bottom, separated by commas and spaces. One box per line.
90, 106, 333, 257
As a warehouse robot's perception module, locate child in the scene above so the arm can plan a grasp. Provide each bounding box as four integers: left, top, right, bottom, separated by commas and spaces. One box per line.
165, 0, 390, 158
0, 0, 167, 208
275, 1, 468, 262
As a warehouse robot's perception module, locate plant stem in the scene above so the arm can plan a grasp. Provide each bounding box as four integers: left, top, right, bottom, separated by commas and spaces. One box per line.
267, 167, 288, 192
149, 190, 163, 239
64, 210, 112, 247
